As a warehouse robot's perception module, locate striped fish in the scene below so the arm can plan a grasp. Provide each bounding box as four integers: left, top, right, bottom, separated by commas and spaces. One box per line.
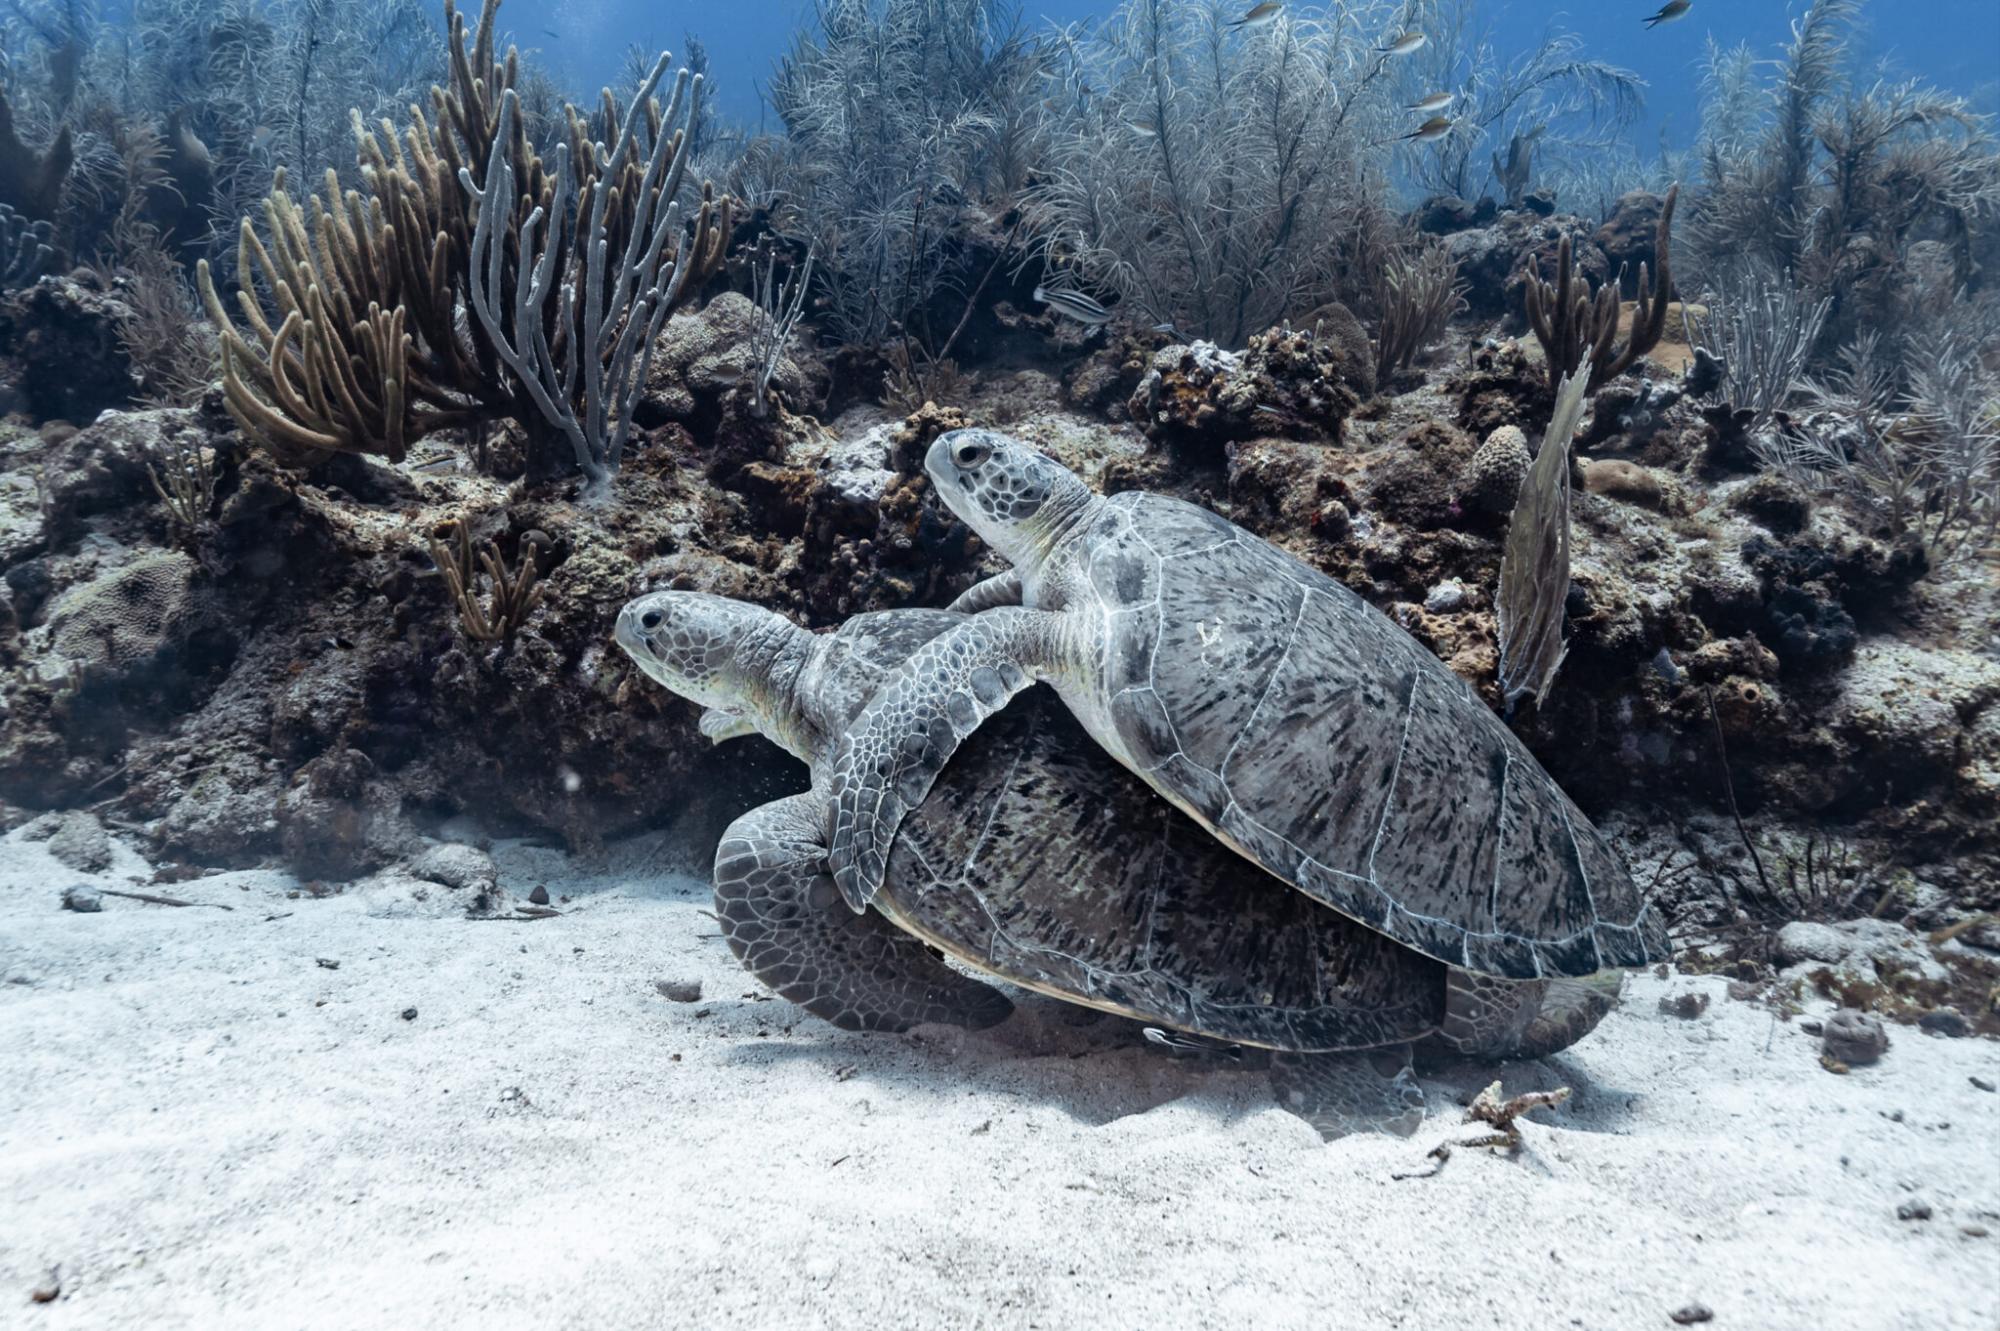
1035, 285, 1115, 326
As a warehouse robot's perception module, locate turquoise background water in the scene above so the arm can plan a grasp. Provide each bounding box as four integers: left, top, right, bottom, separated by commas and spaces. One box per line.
504, 0, 1999, 139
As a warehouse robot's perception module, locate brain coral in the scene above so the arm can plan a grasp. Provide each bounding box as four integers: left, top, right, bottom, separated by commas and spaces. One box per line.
48, 550, 200, 674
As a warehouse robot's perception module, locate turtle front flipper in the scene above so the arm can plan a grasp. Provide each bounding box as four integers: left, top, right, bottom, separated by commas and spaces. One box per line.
944, 569, 1023, 614
1269, 1045, 1426, 1141
699, 708, 757, 744
716, 794, 1014, 1032
825, 609, 1054, 912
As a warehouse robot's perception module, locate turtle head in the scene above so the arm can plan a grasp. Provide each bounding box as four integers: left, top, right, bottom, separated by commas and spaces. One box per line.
614, 591, 816, 757
926, 428, 1097, 568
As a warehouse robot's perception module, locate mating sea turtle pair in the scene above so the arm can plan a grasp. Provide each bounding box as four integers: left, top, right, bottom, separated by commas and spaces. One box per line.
615, 587, 1649, 1138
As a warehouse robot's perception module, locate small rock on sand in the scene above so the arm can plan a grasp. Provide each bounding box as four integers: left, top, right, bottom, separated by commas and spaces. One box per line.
1822, 1008, 1890, 1066
1669, 1303, 1713, 1325
655, 979, 702, 1003
1897, 1199, 1932, 1222
60, 884, 103, 913
45, 811, 114, 874
404, 843, 499, 893
1916, 1008, 1968, 1038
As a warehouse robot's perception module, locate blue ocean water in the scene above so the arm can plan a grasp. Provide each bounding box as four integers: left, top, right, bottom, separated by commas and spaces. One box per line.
507, 0, 1999, 139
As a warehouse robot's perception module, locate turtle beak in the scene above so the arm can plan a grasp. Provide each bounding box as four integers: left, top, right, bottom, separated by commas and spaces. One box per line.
613, 602, 649, 658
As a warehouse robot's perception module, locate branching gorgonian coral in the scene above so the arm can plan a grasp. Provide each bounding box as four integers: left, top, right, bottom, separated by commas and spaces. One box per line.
1025, 0, 1401, 347
1685, 0, 2000, 353
1372, 241, 1465, 384
1687, 265, 1832, 428
461, 65, 727, 494
1525, 184, 1679, 392
0, 201, 54, 288
769, 0, 1039, 347
198, 0, 731, 486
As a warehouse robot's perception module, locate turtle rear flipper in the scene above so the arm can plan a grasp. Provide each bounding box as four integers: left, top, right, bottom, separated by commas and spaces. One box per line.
716, 794, 1014, 1032
1429, 971, 1616, 1060
1269, 1045, 1426, 1141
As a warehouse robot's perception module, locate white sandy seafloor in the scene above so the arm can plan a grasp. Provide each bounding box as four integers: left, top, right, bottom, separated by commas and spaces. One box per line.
2, 826, 1996, 1331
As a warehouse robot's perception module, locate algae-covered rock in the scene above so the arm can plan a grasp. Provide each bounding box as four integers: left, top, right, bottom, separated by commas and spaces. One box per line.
1581, 458, 1666, 510
643, 291, 828, 424
0, 274, 140, 423
1592, 191, 1669, 292
1128, 325, 1364, 456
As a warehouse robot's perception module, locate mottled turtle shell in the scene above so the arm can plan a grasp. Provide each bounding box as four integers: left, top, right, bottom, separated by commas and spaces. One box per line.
814, 613, 1442, 1053
1071, 492, 1668, 980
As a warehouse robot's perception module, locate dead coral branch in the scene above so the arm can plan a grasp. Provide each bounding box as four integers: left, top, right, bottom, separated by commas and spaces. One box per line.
1526, 183, 1679, 392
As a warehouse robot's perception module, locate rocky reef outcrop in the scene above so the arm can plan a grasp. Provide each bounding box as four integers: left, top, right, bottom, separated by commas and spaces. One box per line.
1126, 318, 1371, 460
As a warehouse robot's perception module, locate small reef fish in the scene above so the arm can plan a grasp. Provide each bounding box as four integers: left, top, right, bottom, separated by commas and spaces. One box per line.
1143, 1027, 1244, 1061
1406, 91, 1454, 113
407, 453, 459, 473
1124, 118, 1159, 139
1229, 2, 1282, 30
1035, 285, 1115, 325
1642, 1, 1691, 27
1378, 32, 1427, 56
1400, 115, 1455, 143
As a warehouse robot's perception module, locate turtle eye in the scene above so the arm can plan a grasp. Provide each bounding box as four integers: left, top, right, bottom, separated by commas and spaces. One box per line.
954, 440, 991, 468
640, 609, 663, 631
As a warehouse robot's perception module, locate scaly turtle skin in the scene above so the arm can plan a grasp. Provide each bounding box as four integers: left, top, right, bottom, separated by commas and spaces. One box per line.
615, 593, 1619, 1140
822, 428, 1670, 981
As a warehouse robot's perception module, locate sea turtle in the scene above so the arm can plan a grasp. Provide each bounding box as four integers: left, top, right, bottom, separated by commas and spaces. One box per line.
614, 591, 1623, 1140
822, 428, 1670, 980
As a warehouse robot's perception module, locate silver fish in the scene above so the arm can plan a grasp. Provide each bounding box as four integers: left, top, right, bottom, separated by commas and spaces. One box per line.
1035, 285, 1115, 325
1229, 2, 1282, 29
1643, 0, 1691, 28
1378, 32, 1427, 56
1402, 115, 1455, 143
1406, 91, 1453, 113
